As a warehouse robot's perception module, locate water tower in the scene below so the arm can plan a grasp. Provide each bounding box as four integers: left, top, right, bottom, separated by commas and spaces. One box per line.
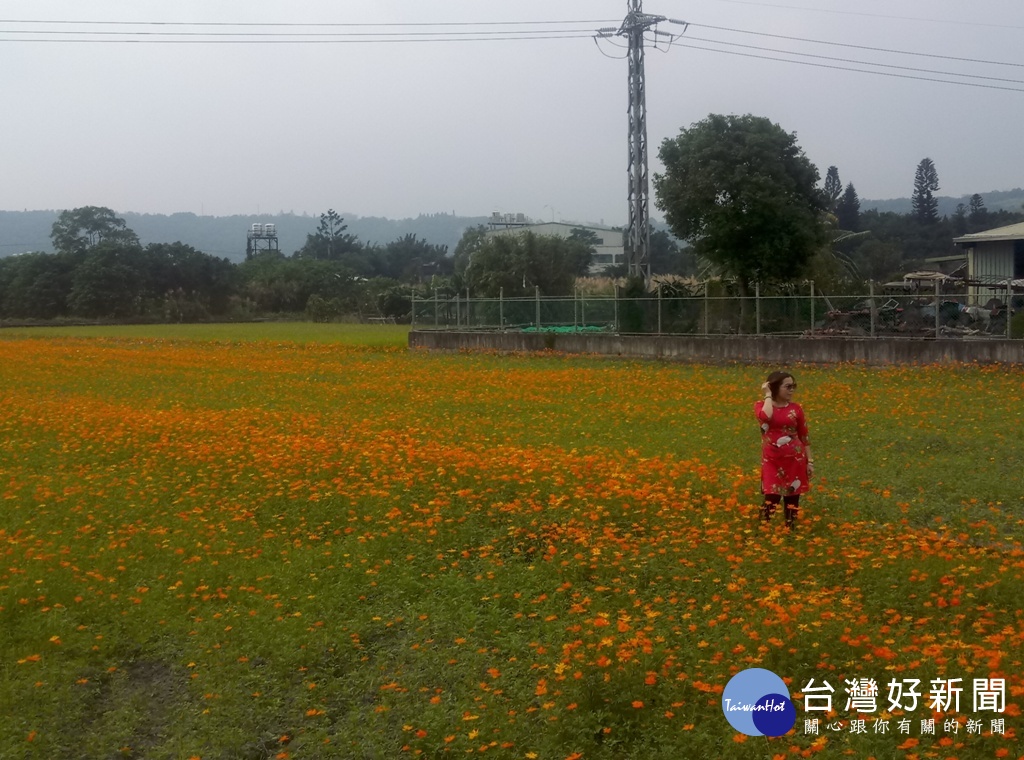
245, 222, 279, 259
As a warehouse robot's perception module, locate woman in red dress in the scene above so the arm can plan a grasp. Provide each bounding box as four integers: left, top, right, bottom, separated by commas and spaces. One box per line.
755, 371, 814, 528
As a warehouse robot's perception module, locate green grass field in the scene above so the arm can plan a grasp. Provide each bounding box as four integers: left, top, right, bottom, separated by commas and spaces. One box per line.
1, 323, 1022, 759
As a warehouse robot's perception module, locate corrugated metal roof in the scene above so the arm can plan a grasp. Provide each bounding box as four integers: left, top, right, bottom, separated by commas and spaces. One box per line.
953, 221, 1024, 244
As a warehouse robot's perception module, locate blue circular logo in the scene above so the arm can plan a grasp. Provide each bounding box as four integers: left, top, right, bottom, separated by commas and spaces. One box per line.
721, 668, 796, 737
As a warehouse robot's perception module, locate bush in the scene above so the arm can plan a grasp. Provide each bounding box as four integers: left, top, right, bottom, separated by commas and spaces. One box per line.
305, 294, 342, 323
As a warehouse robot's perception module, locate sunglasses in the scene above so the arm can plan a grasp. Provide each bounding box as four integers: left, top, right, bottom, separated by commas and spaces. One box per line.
780, 383, 797, 390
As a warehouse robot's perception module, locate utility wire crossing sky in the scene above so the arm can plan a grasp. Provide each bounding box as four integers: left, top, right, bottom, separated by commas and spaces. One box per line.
2, 0, 1021, 225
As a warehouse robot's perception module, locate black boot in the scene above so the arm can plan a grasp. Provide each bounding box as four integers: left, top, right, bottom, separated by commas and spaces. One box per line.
761, 501, 777, 522
784, 506, 797, 529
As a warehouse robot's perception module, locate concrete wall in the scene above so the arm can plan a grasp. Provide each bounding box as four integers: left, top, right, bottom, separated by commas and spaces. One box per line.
409, 330, 1024, 365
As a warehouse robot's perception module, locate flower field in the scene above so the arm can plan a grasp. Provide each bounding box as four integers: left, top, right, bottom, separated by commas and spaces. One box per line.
1, 325, 1023, 759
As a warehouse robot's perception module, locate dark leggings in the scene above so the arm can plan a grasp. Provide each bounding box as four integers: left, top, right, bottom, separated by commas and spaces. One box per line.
762, 494, 800, 525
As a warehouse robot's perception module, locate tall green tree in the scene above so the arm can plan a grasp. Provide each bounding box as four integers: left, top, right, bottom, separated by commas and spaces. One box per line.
952, 204, 969, 236
450, 225, 491, 292
968, 193, 987, 225
911, 158, 940, 223
317, 209, 350, 260
653, 113, 828, 324
51, 206, 139, 254
0, 251, 78, 318
295, 210, 362, 262
648, 229, 685, 275
823, 166, 843, 212
460, 231, 591, 297
146, 242, 238, 315
67, 242, 148, 318
835, 183, 861, 231
378, 234, 450, 282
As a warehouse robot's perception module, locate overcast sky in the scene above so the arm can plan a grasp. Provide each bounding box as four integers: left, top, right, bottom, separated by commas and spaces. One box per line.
2, 0, 1022, 226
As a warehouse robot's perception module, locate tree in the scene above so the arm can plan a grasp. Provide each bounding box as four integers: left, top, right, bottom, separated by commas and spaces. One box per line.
648, 229, 686, 275
460, 231, 592, 297
835, 183, 861, 231
378, 234, 450, 282
855, 240, 904, 282
0, 251, 78, 319
51, 206, 139, 254
952, 204, 969, 236
317, 209, 349, 260
568, 227, 600, 250
823, 166, 843, 212
68, 241, 148, 318
146, 242, 238, 315
968, 193, 988, 225
911, 158, 940, 224
653, 113, 828, 326
294, 210, 362, 262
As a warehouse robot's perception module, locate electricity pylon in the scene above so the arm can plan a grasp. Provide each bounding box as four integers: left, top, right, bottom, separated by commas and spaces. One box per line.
598, 2, 686, 283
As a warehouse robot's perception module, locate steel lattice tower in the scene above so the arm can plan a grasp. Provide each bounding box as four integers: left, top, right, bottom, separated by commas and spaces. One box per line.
623, 0, 665, 283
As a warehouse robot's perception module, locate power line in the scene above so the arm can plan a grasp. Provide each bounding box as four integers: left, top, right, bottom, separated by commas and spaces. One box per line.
683, 35, 1024, 86
6, 16, 1020, 71
673, 41, 1024, 93
3, 14, 1021, 94
0, 27, 602, 38
0, 16, 622, 44
689, 22, 1024, 69
0, 18, 621, 27
0, 34, 599, 44
707, 0, 1024, 30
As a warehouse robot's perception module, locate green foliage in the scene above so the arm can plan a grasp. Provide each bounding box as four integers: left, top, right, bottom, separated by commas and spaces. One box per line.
238, 253, 365, 315
2, 209, 245, 321
952, 203, 969, 236
371, 279, 415, 322
823, 165, 842, 211
293, 214, 364, 265
1011, 309, 1024, 339
654, 113, 829, 295
68, 243, 148, 318
0, 251, 79, 318
295, 214, 452, 286
968, 193, 988, 225
460, 231, 592, 297
51, 206, 139, 255
616, 276, 648, 332
911, 157, 940, 223
568, 227, 600, 249
317, 208, 348, 243
648, 229, 687, 275
452, 225, 490, 291
836, 183, 861, 232
146, 242, 237, 315
305, 293, 342, 322
378, 233, 450, 282
850, 239, 905, 282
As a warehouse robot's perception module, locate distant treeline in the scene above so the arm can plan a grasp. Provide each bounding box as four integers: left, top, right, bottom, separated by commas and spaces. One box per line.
0, 209, 491, 261
852, 188, 1024, 217
0, 207, 454, 323
822, 200, 1024, 288
4, 188, 1024, 323
2, 187, 1021, 260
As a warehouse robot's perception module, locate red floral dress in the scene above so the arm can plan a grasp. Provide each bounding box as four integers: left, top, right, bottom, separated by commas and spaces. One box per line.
755, 401, 810, 496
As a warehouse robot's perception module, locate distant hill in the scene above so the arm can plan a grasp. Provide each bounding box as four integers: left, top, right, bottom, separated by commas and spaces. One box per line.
0, 210, 494, 261
4, 190, 1022, 260
862, 188, 1024, 217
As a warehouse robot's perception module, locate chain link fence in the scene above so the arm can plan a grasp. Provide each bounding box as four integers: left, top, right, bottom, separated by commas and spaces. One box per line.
412, 282, 1024, 339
